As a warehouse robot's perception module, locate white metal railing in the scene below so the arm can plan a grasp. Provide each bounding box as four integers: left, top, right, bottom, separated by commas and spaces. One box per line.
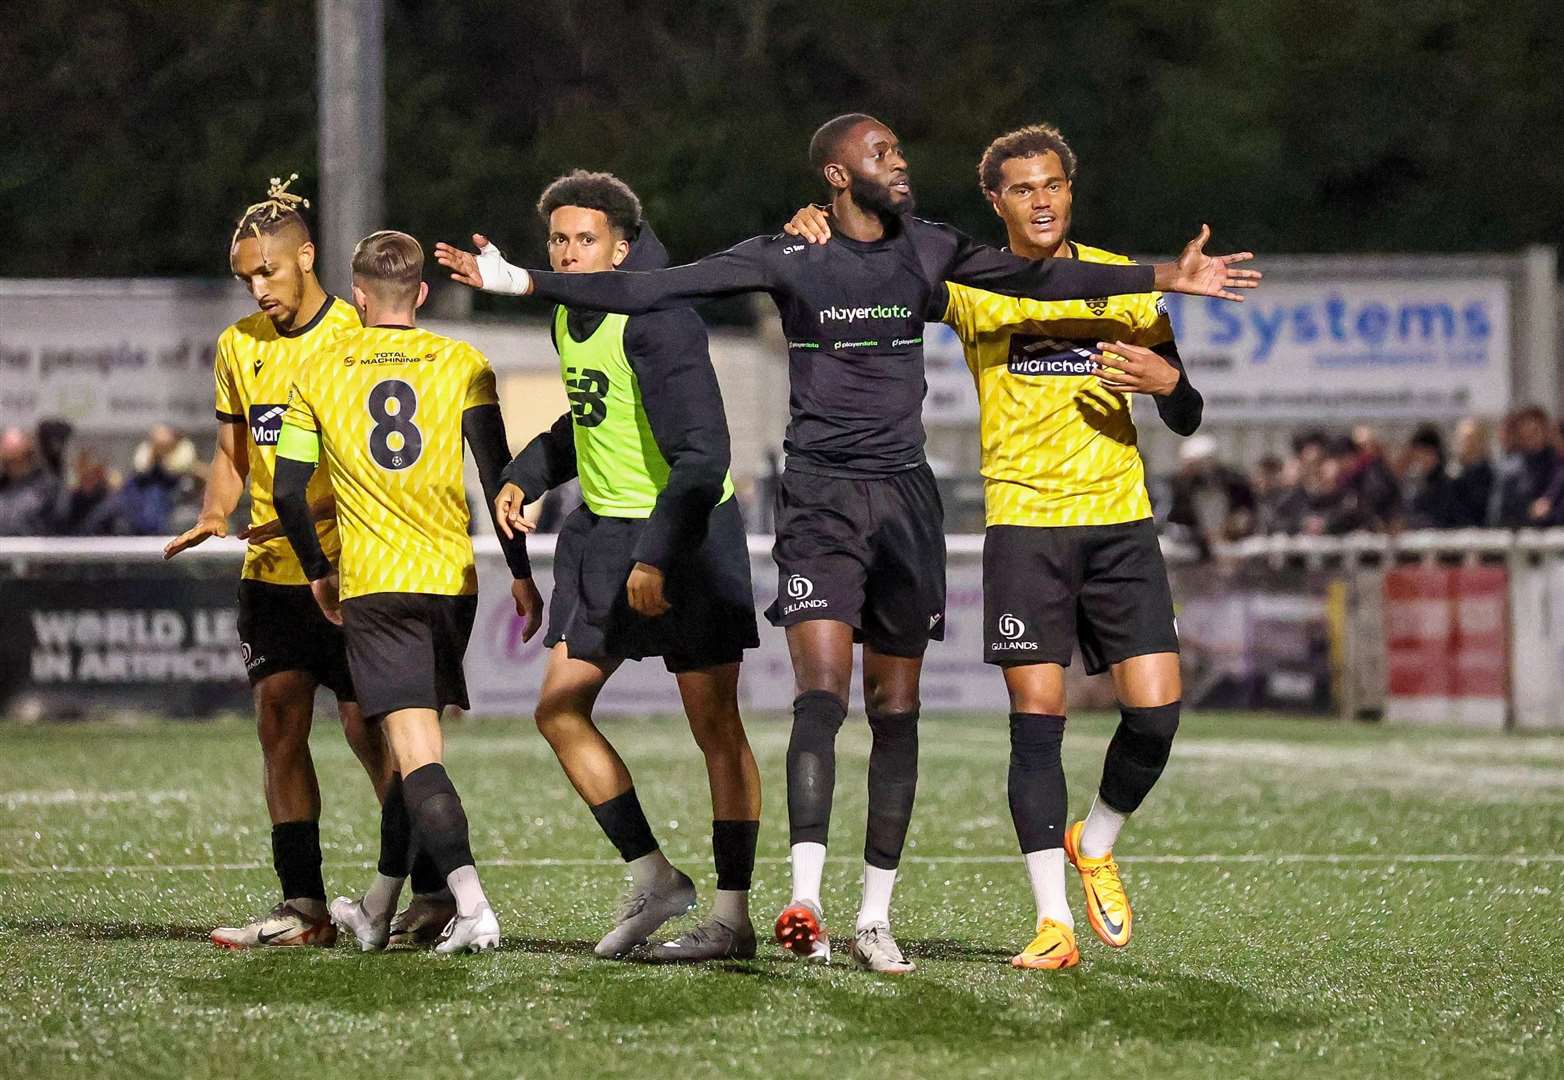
1207, 528, 1564, 568
1, 533, 996, 565
9, 529, 1564, 567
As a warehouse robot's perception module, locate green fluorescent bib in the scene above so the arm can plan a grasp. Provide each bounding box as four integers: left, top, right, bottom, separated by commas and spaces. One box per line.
555, 306, 733, 518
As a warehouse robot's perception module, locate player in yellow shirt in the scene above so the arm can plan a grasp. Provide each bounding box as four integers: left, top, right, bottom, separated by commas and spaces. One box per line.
164, 177, 436, 949
786, 124, 1212, 970
272, 230, 540, 954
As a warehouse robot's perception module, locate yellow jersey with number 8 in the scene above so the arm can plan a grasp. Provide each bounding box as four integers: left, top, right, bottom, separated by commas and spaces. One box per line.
281, 325, 499, 600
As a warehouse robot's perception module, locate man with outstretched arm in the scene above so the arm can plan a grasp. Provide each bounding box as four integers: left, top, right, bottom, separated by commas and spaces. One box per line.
491, 170, 763, 962
787, 123, 1208, 971
435, 113, 1257, 972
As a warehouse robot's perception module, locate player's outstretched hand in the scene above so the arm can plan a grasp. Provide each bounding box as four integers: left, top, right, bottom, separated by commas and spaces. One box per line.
494, 482, 535, 540
1154, 225, 1260, 301
164, 514, 226, 559
310, 573, 343, 626
433, 234, 488, 289
434, 234, 533, 295
626, 561, 671, 618
512, 578, 544, 642
1091, 341, 1181, 397
783, 204, 832, 245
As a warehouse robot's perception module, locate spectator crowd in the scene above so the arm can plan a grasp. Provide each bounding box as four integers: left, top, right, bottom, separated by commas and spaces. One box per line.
10, 409, 1564, 545
0, 420, 204, 537
1161, 408, 1564, 552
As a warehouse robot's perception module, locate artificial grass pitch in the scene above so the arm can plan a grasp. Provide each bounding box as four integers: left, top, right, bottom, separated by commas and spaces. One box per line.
2, 712, 1561, 1079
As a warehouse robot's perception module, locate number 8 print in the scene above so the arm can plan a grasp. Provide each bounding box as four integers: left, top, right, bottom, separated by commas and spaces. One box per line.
367, 379, 423, 470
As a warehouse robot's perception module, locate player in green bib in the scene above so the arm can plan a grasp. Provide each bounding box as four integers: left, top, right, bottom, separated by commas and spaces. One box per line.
494, 171, 762, 961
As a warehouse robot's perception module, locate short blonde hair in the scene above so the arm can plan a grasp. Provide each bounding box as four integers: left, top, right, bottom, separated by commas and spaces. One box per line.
352, 230, 424, 304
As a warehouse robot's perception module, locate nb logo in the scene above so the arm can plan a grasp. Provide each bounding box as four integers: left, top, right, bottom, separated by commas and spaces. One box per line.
998, 613, 1026, 641
786, 574, 814, 600
566, 367, 610, 428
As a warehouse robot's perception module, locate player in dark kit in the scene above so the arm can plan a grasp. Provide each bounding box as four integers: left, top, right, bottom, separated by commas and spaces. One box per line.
788, 123, 1208, 970
435, 113, 1258, 972
490, 172, 763, 962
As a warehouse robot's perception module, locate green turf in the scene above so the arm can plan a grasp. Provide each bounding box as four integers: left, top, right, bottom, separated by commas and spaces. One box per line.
2, 712, 1562, 1079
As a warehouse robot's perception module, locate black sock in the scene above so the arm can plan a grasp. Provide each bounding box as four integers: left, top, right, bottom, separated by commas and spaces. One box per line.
786, 690, 847, 847
712, 819, 759, 891
864, 709, 919, 870
1008, 713, 1067, 852
589, 787, 659, 863
403, 763, 475, 878
1100, 701, 1181, 814
409, 850, 446, 895
272, 820, 326, 902
376, 775, 412, 879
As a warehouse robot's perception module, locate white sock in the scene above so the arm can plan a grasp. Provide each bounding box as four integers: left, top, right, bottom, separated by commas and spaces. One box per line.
789, 842, 827, 905
628, 849, 676, 890
857, 865, 897, 930
359, 874, 403, 922
1079, 795, 1130, 858
287, 896, 328, 921
712, 889, 749, 927
446, 865, 488, 918
1022, 849, 1073, 928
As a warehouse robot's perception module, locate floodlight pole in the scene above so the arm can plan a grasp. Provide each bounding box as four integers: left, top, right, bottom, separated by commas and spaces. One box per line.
317, 0, 385, 295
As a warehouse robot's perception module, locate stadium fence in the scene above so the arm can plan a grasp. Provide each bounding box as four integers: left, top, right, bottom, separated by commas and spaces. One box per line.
3, 532, 1563, 729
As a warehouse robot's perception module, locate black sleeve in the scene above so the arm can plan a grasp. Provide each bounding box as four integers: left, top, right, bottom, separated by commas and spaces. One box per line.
1150, 341, 1204, 436
273, 456, 333, 581
504, 411, 577, 499
622, 309, 731, 571
916, 220, 1157, 300
527, 237, 774, 315
462, 403, 532, 580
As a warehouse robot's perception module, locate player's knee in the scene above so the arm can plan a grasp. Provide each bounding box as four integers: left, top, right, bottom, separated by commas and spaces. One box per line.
864, 683, 919, 717
787, 691, 847, 780
1006, 677, 1065, 717
403, 762, 473, 874
791, 648, 852, 702
689, 710, 749, 761
1121, 700, 1180, 747
1008, 712, 1066, 772
790, 690, 847, 746
866, 709, 919, 770
533, 690, 593, 745
255, 691, 311, 757
1100, 701, 1181, 813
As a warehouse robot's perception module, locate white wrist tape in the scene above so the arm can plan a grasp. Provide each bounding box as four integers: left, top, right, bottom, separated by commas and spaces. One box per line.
476, 242, 532, 295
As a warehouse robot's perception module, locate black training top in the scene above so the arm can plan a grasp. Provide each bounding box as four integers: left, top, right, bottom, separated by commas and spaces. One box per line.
526, 214, 1157, 479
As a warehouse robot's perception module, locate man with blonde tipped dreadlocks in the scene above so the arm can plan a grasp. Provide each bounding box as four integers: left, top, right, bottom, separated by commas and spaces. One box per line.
165, 177, 450, 948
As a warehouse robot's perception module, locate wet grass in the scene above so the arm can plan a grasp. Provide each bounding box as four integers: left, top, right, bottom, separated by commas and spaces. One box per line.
2, 712, 1561, 1078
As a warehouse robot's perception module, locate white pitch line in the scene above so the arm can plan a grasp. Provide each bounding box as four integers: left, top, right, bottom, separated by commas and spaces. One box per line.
2, 853, 1562, 876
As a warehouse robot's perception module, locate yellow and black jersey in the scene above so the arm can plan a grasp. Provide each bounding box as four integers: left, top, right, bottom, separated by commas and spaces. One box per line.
943, 242, 1176, 528
281, 325, 499, 600
214, 296, 360, 584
